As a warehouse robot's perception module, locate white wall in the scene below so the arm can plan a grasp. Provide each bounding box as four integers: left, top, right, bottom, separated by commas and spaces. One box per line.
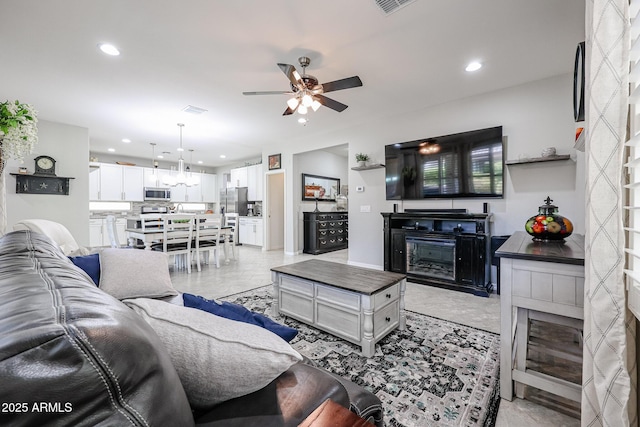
268, 73, 584, 265
293, 150, 348, 250
6, 120, 90, 245
348, 73, 583, 268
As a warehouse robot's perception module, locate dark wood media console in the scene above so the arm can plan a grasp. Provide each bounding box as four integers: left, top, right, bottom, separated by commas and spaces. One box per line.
381, 210, 492, 296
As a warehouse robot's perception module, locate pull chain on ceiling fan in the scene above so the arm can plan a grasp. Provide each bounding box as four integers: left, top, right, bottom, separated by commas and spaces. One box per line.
243, 56, 363, 116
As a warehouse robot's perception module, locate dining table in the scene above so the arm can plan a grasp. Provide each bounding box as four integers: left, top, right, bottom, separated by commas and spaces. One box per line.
125, 225, 236, 262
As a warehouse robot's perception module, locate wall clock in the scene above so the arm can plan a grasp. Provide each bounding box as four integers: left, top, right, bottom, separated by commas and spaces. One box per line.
573, 41, 585, 122
34, 155, 57, 176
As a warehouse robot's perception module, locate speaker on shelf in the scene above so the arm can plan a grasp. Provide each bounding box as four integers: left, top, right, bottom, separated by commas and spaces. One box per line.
483, 202, 488, 213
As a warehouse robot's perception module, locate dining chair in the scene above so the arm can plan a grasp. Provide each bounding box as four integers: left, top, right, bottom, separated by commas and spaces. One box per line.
105, 215, 128, 248
193, 213, 223, 271
223, 212, 239, 260
140, 214, 164, 232
152, 214, 195, 273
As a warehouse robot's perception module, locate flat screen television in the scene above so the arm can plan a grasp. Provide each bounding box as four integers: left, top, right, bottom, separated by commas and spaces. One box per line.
385, 126, 504, 200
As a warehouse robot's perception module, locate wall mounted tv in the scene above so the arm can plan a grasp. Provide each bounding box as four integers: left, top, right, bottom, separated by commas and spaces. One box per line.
385, 126, 504, 200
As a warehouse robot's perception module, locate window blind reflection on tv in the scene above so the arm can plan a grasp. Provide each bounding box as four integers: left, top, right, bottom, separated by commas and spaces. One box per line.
385, 126, 504, 200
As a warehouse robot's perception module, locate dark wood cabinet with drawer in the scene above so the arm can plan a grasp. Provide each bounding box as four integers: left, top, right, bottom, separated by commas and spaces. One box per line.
303, 212, 348, 254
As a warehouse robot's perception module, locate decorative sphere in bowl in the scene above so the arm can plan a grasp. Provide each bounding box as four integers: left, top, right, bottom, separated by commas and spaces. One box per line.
525, 196, 573, 241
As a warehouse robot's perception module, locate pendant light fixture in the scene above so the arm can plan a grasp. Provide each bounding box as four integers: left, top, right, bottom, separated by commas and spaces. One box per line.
148, 142, 158, 185
186, 148, 199, 186
164, 123, 195, 187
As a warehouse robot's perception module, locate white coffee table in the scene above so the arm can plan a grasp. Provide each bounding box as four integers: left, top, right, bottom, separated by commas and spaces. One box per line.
271, 260, 406, 357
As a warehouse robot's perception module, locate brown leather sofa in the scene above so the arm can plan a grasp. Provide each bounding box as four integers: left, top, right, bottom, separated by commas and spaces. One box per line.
0, 231, 382, 426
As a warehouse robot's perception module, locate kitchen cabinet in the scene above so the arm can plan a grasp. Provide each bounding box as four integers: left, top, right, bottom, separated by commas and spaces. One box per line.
89, 219, 104, 247
199, 173, 218, 203
170, 172, 218, 203
143, 168, 168, 188
89, 217, 126, 247
230, 167, 248, 188
239, 217, 263, 246
246, 164, 263, 201
90, 163, 143, 201
230, 165, 263, 201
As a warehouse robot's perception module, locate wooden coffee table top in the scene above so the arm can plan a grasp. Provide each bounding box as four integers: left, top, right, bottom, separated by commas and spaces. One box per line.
271, 259, 405, 295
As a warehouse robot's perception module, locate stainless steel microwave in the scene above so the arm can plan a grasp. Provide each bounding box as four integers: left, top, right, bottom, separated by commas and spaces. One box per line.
144, 187, 171, 201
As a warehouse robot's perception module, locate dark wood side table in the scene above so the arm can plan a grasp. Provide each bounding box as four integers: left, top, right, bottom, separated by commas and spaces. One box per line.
299, 399, 374, 427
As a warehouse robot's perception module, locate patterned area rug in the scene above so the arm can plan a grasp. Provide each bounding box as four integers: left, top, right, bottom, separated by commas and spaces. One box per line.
222, 285, 501, 427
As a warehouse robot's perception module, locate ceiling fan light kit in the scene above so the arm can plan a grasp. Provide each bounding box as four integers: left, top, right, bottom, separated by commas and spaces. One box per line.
243, 56, 363, 116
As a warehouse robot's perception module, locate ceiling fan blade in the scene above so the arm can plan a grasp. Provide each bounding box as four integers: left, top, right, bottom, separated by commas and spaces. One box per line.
243, 91, 292, 96
315, 94, 348, 112
283, 106, 295, 116
277, 63, 302, 87
321, 76, 363, 93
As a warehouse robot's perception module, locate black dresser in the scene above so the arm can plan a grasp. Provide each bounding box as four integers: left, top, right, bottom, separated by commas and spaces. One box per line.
303, 212, 348, 254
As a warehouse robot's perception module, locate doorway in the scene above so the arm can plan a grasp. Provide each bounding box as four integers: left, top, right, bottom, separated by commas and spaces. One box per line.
265, 171, 285, 250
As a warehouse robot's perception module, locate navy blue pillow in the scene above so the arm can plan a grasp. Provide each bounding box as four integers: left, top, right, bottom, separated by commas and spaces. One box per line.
68, 253, 101, 285
182, 293, 298, 342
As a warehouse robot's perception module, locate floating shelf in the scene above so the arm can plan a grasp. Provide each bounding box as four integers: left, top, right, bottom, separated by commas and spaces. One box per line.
351, 163, 385, 171
505, 154, 571, 166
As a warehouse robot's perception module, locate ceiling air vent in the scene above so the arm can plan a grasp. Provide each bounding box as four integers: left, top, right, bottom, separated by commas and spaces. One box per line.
182, 105, 208, 115
374, 0, 417, 15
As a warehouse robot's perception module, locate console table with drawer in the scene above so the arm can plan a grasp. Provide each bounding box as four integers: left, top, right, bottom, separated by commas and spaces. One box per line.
271, 259, 406, 357
303, 212, 348, 254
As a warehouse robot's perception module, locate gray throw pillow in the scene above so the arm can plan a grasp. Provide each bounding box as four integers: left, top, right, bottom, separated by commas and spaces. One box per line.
124, 298, 302, 410
99, 249, 178, 300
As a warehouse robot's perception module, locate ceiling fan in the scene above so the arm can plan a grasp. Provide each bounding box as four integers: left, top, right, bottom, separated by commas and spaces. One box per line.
243, 56, 363, 116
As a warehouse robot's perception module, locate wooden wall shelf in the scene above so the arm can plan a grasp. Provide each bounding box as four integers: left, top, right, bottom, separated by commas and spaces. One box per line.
11, 173, 74, 195
505, 154, 571, 166
351, 163, 385, 171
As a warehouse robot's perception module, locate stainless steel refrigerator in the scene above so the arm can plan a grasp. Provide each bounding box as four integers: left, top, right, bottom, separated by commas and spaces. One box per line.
219, 187, 248, 216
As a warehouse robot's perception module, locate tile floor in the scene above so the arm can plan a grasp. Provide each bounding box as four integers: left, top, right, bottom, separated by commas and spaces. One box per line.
170, 245, 580, 427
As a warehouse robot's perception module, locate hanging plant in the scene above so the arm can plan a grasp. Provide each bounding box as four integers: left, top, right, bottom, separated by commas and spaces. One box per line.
0, 100, 39, 170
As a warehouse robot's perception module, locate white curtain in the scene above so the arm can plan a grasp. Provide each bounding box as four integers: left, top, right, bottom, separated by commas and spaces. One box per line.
583, 1, 636, 426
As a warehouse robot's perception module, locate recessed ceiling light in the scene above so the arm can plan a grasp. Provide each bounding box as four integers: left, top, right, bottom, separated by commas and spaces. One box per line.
98, 43, 120, 56
298, 118, 308, 124
107, 148, 115, 152
465, 61, 482, 72
122, 138, 131, 143
197, 160, 203, 164
220, 155, 226, 159
157, 155, 164, 159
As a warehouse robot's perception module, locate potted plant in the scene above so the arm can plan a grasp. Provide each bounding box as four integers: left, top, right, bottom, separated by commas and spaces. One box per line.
0, 100, 39, 166
355, 153, 370, 167
0, 100, 38, 235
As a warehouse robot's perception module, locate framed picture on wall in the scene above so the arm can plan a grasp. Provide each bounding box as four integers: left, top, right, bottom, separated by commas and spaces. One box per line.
302, 173, 340, 202
268, 154, 281, 170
